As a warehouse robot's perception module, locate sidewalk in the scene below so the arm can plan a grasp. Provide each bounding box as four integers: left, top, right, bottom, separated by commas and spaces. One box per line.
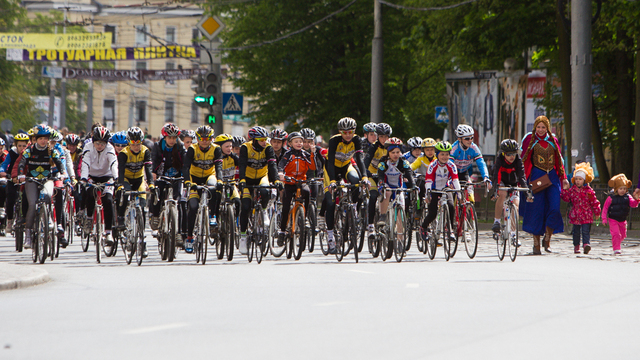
477, 223, 640, 263
0, 263, 50, 291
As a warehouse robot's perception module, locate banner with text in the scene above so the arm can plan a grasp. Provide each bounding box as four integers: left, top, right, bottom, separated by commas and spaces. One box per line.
0, 33, 112, 50
55, 67, 208, 82
8, 45, 200, 62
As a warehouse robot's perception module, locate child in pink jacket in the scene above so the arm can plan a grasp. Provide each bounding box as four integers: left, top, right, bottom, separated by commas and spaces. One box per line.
602, 173, 640, 255
560, 162, 600, 254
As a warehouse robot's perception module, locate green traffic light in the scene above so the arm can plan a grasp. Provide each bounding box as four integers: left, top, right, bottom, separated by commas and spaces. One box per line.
195, 95, 215, 105
208, 96, 215, 106
206, 114, 216, 124
194, 95, 206, 103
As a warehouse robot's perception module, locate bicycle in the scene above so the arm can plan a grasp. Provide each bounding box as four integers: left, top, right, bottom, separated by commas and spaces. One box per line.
28, 178, 56, 264
191, 184, 214, 265
452, 181, 484, 259
214, 179, 238, 262
62, 182, 76, 247
117, 188, 147, 266
245, 184, 278, 264
373, 187, 414, 262
279, 177, 310, 261
426, 188, 458, 261
306, 178, 323, 253
406, 187, 425, 254
331, 182, 361, 263
155, 176, 183, 263
493, 186, 531, 262
84, 181, 115, 264
0, 178, 7, 236
11, 180, 25, 252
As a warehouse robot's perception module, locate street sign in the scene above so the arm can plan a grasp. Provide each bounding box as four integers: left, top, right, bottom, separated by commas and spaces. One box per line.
435, 106, 449, 124
42, 66, 63, 79
196, 15, 226, 41
222, 93, 243, 115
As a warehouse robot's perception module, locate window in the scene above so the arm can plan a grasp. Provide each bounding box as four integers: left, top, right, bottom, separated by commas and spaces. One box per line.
103, 100, 115, 122
135, 61, 147, 71
165, 101, 175, 123
191, 102, 198, 124
165, 62, 175, 85
166, 26, 176, 44
104, 25, 116, 44
135, 25, 149, 45
192, 28, 200, 41
135, 100, 147, 124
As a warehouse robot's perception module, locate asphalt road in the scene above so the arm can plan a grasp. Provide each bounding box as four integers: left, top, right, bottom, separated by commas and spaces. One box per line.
1, 231, 639, 360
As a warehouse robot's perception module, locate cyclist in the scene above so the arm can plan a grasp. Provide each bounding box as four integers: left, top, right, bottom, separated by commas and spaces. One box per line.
182, 125, 223, 253
0, 132, 29, 235
270, 129, 288, 163
180, 129, 196, 150
80, 127, 118, 247
411, 137, 437, 205
376, 138, 416, 235
50, 130, 74, 247
362, 122, 378, 154
420, 141, 460, 242
403, 137, 423, 164
213, 133, 241, 217
232, 135, 245, 156
64, 133, 85, 222
277, 131, 316, 246
364, 123, 391, 238
300, 128, 325, 201
324, 117, 369, 253
16, 125, 65, 249
451, 124, 492, 200
110, 131, 128, 155
150, 123, 185, 238
490, 139, 530, 234
238, 126, 281, 255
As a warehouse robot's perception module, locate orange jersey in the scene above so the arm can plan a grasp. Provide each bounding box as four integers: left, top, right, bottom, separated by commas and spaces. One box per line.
278, 148, 316, 185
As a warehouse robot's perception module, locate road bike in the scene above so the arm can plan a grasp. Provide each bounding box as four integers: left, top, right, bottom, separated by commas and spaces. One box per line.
28, 178, 56, 264
245, 184, 277, 264
331, 182, 361, 263
452, 181, 484, 259
155, 176, 183, 262
191, 184, 213, 265
279, 177, 310, 261
84, 181, 115, 264
12, 181, 25, 252
117, 188, 147, 266
306, 178, 323, 253
373, 187, 414, 262
62, 182, 76, 247
426, 188, 458, 261
214, 179, 238, 262
493, 186, 531, 262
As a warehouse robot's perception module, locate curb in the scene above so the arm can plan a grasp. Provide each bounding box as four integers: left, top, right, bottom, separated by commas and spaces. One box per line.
0, 263, 50, 291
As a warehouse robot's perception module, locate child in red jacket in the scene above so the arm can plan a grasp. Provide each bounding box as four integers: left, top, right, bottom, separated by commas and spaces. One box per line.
560, 162, 601, 254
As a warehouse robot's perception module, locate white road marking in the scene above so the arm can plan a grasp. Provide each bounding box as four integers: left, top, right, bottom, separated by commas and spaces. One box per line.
122, 322, 188, 334
406, 283, 419, 288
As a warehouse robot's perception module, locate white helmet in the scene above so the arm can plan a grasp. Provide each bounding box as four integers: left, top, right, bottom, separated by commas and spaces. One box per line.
455, 124, 474, 138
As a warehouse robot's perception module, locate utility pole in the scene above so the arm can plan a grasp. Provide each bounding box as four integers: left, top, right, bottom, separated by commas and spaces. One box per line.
48, 25, 57, 127
86, 15, 94, 133
570, 0, 592, 167
60, 2, 68, 128
370, 0, 383, 124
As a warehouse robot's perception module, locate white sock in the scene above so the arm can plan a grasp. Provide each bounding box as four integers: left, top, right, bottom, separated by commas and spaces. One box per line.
494, 218, 500, 223
327, 229, 334, 240
106, 230, 111, 235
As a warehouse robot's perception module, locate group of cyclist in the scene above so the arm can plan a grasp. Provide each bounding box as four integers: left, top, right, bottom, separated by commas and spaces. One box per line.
5, 115, 534, 261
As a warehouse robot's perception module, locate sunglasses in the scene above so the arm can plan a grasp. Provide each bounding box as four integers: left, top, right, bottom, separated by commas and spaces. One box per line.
254, 137, 267, 142
340, 130, 355, 136
128, 140, 142, 145
461, 137, 473, 141
504, 152, 517, 157
114, 144, 126, 148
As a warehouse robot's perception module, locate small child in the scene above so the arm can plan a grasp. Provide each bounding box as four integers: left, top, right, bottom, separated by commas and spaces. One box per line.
601, 173, 639, 255
560, 162, 601, 254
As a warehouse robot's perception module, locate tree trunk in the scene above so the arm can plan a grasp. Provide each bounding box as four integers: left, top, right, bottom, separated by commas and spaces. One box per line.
556, 8, 572, 162
615, 40, 634, 179
592, 99, 609, 183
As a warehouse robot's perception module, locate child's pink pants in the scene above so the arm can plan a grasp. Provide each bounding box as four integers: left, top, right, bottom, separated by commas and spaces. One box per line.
609, 219, 627, 251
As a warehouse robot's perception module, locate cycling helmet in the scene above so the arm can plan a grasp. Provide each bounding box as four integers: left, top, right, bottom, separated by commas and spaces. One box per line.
384, 137, 403, 150
14, 133, 29, 142
337, 117, 357, 131
92, 126, 111, 143
434, 141, 453, 154
500, 139, 519, 153
233, 135, 246, 147
126, 127, 144, 143
248, 126, 269, 140
182, 129, 196, 140
407, 136, 423, 149
375, 123, 392, 136
421, 138, 437, 148
34, 124, 51, 138
65, 134, 80, 146
270, 128, 288, 141
51, 129, 63, 142
287, 131, 303, 142
27, 128, 35, 137
455, 124, 474, 138
162, 123, 180, 137
215, 133, 233, 145
195, 125, 214, 141
363, 122, 377, 134
300, 128, 316, 140
0, 138, 5, 146
111, 131, 128, 146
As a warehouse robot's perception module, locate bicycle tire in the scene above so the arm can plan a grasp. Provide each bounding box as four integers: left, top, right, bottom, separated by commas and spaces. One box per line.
269, 207, 285, 258
215, 232, 225, 260
369, 211, 380, 258
347, 206, 358, 263
508, 204, 518, 262
167, 208, 177, 262
37, 207, 48, 264
497, 215, 506, 261
448, 207, 459, 259
95, 208, 102, 264
124, 230, 134, 265
260, 209, 270, 260
80, 211, 90, 252
427, 223, 437, 260
319, 217, 329, 256
379, 230, 391, 261
394, 207, 406, 263
404, 204, 413, 252
136, 209, 144, 266
158, 212, 167, 261
201, 206, 209, 265
442, 206, 451, 261
334, 207, 344, 262
463, 204, 479, 259
357, 197, 368, 253
292, 206, 305, 261
15, 223, 23, 252
256, 210, 266, 264
307, 202, 317, 253
225, 206, 235, 261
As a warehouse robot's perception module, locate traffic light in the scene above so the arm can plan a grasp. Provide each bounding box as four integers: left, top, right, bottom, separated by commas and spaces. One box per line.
205, 113, 216, 124
204, 71, 218, 104
194, 94, 215, 107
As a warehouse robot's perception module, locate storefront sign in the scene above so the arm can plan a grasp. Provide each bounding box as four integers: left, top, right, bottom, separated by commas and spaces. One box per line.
10, 45, 200, 62
0, 33, 111, 50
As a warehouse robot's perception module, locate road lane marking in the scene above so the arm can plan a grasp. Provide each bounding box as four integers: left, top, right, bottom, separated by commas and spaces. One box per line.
406, 283, 419, 288
314, 301, 348, 307
122, 322, 188, 334
349, 270, 374, 274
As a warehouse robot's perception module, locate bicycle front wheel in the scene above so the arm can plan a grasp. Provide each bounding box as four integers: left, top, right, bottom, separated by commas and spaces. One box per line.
292, 206, 305, 261
463, 204, 479, 259
37, 207, 48, 264
200, 207, 209, 265
442, 206, 451, 261
95, 208, 102, 264
136, 209, 145, 266
167, 209, 177, 262
307, 202, 317, 253
508, 204, 518, 262
334, 207, 344, 262
427, 223, 437, 260
225, 206, 235, 261
393, 207, 406, 263
497, 220, 506, 262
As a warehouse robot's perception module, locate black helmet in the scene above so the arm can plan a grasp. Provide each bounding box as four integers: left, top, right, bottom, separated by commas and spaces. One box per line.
375, 123, 392, 136
500, 139, 519, 153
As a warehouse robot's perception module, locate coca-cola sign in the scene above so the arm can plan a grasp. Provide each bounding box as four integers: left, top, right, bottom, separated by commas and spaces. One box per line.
527, 77, 546, 98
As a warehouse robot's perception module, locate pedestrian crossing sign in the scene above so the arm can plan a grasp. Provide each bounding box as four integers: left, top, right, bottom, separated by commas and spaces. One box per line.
222, 93, 243, 115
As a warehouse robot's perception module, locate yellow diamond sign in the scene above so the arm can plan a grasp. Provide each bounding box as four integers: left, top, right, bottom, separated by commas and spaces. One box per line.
197, 15, 225, 41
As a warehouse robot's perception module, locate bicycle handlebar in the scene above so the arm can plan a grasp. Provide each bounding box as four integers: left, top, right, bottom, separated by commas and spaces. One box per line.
497, 186, 530, 192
